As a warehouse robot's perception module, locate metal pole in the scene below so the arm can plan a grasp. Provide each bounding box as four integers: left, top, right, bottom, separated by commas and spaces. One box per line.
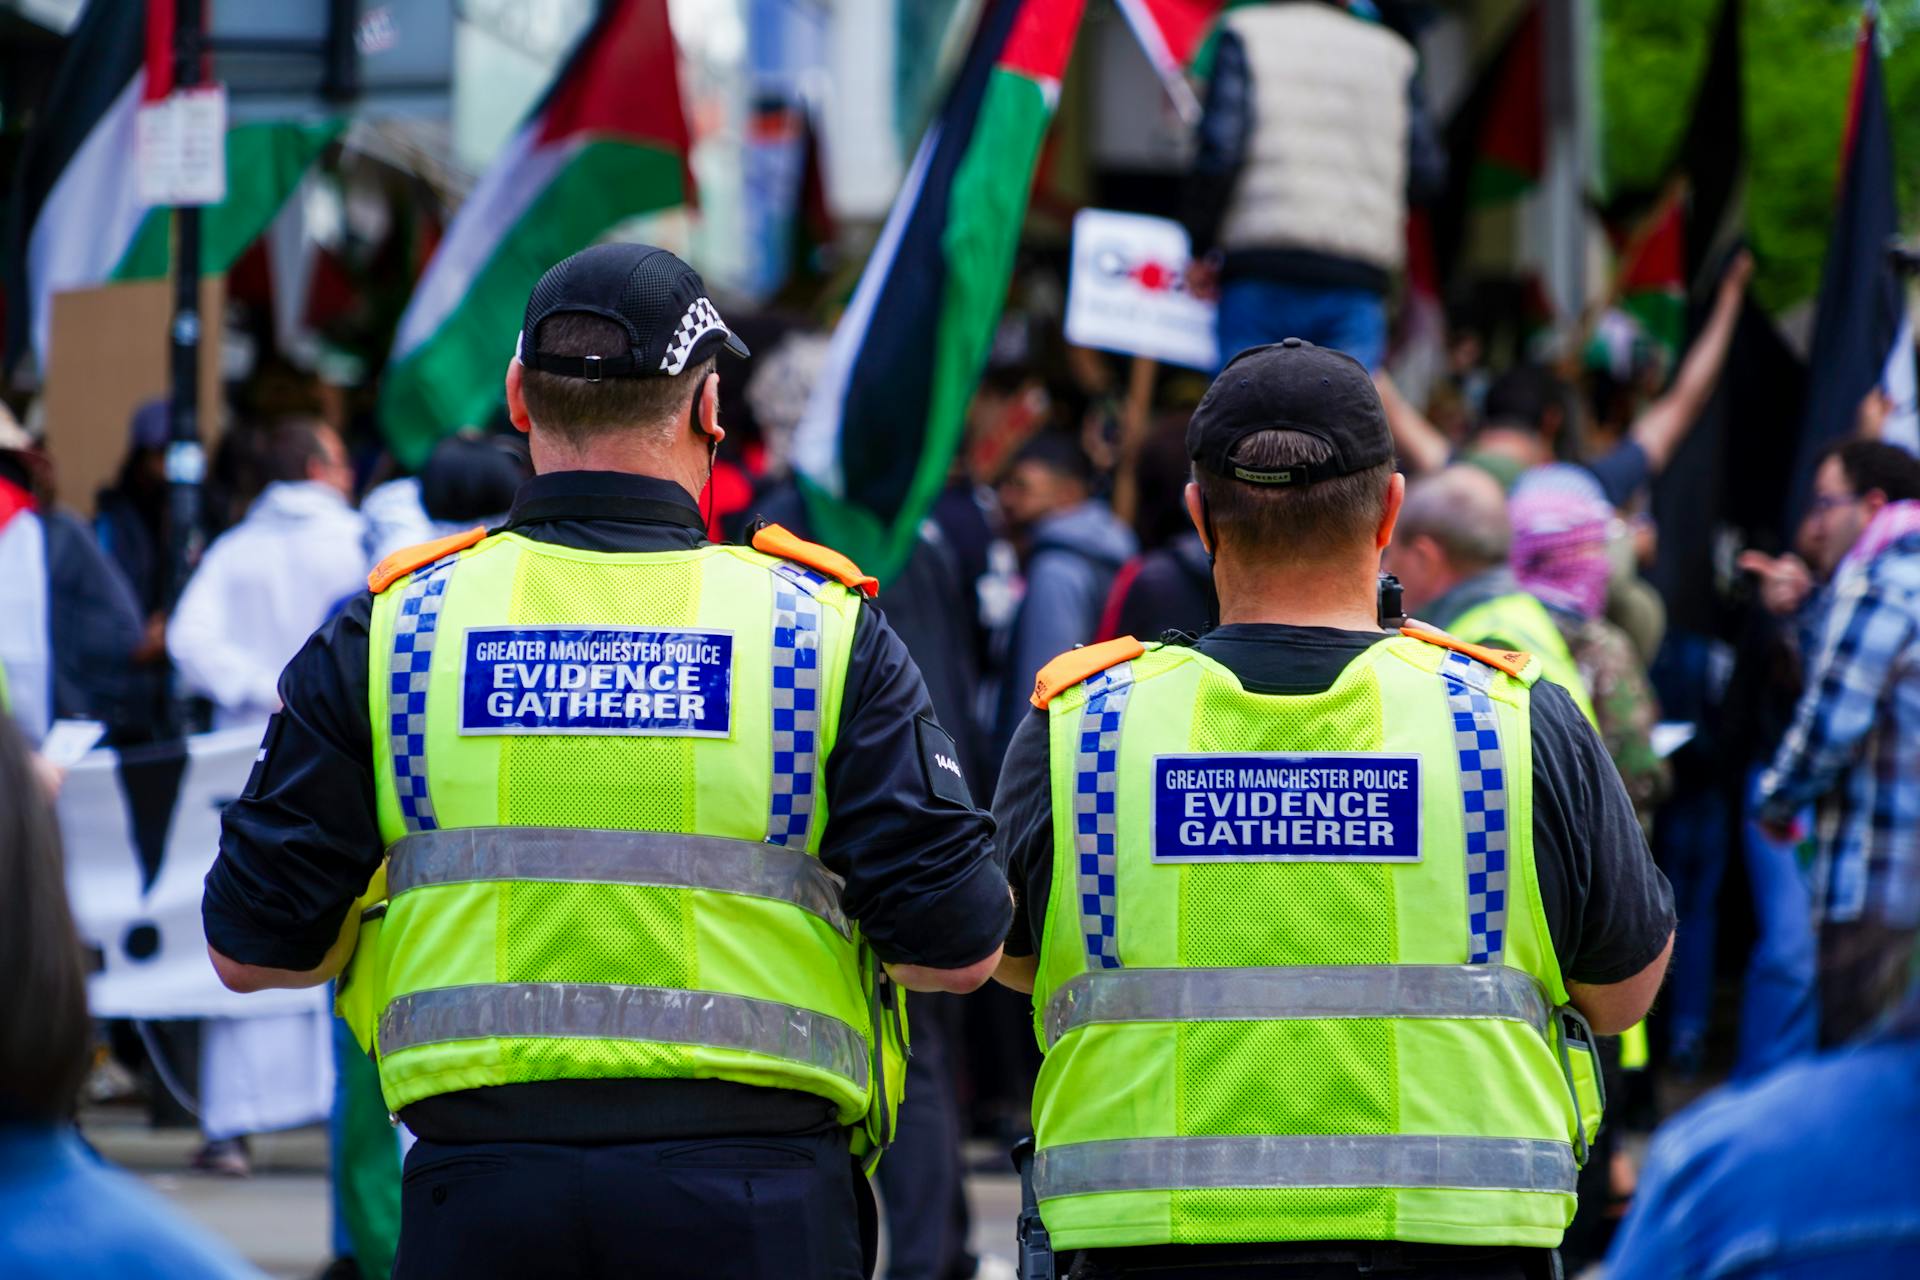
164, 0, 205, 611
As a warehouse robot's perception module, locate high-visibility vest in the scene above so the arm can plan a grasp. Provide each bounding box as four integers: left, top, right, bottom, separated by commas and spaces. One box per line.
1446, 591, 1598, 728
334, 524, 906, 1161
1025, 627, 1603, 1252
1448, 592, 1652, 1067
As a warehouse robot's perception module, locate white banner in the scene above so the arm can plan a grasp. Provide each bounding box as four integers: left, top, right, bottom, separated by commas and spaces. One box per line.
58, 726, 328, 1020
1065, 208, 1219, 371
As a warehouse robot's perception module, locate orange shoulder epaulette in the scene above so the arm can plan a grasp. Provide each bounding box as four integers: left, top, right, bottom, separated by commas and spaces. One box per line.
368, 526, 488, 595
1399, 621, 1533, 679
1031, 636, 1147, 709
751, 524, 879, 598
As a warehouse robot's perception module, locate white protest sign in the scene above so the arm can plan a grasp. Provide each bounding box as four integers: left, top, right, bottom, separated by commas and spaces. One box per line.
58, 727, 327, 1020
1065, 208, 1218, 371
137, 85, 228, 208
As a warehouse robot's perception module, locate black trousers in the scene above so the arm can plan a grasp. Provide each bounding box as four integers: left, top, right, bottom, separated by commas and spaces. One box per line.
394, 1131, 871, 1279
1066, 1243, 1561, 1280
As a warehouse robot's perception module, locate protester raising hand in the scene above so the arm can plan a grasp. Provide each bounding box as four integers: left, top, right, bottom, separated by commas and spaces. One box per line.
1626, 249, 1754, 473
1737, 549, 1815, 618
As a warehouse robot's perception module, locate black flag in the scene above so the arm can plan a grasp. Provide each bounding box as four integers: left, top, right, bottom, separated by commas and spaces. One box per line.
1783, 12, 1902, 523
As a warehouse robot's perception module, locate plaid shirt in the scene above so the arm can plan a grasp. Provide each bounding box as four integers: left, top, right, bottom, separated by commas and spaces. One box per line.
1760, 532, 1920, 927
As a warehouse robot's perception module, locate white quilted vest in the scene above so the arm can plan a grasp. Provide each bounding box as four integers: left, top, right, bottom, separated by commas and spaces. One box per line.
1218, 4, 1414, 272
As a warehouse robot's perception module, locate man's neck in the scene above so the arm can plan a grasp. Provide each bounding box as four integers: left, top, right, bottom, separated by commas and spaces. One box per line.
531, 430, 704, 502
1214, 554, 1385, 632
1420, 563, 1509, 626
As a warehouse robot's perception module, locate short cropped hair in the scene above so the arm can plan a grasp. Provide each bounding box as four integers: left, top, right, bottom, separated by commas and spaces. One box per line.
1481, 365, 1569, 433
1821, 438, 1920, 503
1397, 464, 1512, 567
1011, 432, 1094, 487
1194, 430, 1394, 560
264, 418, 335, 484
519, 312, 714, 447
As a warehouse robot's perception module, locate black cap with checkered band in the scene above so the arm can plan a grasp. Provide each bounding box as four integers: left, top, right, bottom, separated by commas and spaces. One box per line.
518, 243, 750, 381
1187, 338, 1392, 486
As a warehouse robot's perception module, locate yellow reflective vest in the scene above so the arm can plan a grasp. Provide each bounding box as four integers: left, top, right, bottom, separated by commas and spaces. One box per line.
1025, 628, 1602, 1251
1446, 591, 1598, 728
335, 525, 906, 1163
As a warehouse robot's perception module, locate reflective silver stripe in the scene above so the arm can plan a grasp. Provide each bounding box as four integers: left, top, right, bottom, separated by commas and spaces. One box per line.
386, 827, 850, 938
1033, 1135, 1577, 1199
380, 983, 869, 1089
1043, 964, 1552, 1048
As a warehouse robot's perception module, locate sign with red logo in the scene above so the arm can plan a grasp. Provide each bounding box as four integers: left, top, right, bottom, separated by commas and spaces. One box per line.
1065, 208, 1218, 370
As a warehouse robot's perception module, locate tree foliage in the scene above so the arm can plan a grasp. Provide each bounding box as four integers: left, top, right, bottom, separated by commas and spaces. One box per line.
1600, 0, 1920, 311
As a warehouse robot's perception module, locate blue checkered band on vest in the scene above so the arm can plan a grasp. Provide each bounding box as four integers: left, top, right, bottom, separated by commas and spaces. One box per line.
388, 557, 458, 833
767, 562, 827, 848
1074, 662, 1135, 969
1441, 650, 1510, 965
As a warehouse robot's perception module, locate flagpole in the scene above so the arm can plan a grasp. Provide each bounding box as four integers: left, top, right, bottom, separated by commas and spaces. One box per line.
164, 0, 206, 617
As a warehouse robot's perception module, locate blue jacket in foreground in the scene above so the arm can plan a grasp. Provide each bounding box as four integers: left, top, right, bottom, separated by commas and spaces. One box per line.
1606, 1009, 1920, 1277
0, 1125, 263, 1279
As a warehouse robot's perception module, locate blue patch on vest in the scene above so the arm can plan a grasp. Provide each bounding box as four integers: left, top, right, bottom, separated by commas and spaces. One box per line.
1152, 753, 1422, 863
458, 626, 734, 737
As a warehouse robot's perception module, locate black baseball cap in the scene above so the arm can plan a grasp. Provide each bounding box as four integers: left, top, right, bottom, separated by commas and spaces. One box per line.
518, 243, 749, 381
1187, 338, 1392, 486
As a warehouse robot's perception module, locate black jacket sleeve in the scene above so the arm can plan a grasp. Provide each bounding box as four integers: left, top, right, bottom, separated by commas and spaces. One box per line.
820, 604, 1010, 969
202, 592, 382, 970
1405, 71, 1448, 206
991, 707, 1054, 958
1527, 680, 1677, 985
1179, 29, 1251, 258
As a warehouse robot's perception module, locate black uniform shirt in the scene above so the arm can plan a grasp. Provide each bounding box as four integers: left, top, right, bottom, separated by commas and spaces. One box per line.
203, 470, 1010, 1141
996, 624, 1675, 986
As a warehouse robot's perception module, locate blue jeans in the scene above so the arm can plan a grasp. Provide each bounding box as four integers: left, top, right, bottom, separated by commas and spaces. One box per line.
1734, 769, 1819, 1079
1216, 279, 1387, 371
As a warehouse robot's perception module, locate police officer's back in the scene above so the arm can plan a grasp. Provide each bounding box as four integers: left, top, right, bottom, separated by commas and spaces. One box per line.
204, 245, 1010, 1279
991, 341, 1674, 1279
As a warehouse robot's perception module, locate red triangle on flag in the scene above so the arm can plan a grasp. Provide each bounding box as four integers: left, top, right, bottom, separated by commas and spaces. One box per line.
536, 0, 693, 168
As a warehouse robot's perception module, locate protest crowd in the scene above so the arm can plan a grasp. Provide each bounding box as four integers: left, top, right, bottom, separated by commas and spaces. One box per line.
3, 1, 1919, 1278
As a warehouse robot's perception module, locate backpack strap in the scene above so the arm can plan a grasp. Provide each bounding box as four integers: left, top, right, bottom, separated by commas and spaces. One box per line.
368, 527, 488, 595
751, 524, 879, 598
1400, 621, 1539, 682
1031, 637, 1147, 709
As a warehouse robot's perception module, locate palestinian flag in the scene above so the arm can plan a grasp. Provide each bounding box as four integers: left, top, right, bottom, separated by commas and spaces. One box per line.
1784, 7, 1902, 521
1466, 3, 1544, 205
381, 0, 693, 467
1614, 186, 1687, 362
793, 0, 1087, 582
1430, 1, 1544, 290
4, 0, 340, 373
1614, 0, 1742, 367
1113, 0, 1223, 124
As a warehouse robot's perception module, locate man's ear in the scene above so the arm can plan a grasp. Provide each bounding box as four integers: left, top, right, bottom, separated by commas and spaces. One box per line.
505, 360, 532, 435
1863, 487, 1891, 521
1183, 482, 1212, 555
695, 371, 725, 446
1377, 472, 1406, 550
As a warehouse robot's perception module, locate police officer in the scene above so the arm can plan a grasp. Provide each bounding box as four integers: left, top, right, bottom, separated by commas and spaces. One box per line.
1386, 464, 1599, 725
203, 244, 1010, 1279
991, 341, 1674, 1279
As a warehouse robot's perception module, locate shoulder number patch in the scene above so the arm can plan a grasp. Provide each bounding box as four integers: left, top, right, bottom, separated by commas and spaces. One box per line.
459, 626, 733, 737
916, 715, 974, 808
1152, 752, 1422, 863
